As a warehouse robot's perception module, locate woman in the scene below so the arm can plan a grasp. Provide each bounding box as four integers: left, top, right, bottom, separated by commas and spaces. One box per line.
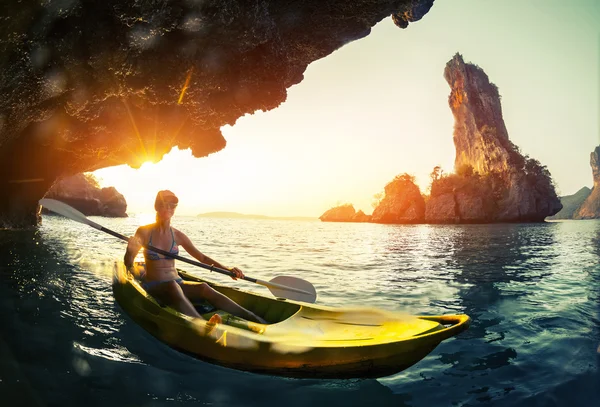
123, 190, 266, 324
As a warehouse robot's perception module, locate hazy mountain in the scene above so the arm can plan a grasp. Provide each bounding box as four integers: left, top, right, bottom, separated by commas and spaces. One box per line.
197, 212, 317, 221
547, 187, 592, 219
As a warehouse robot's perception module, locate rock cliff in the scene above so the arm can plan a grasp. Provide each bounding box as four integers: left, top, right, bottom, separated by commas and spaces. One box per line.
425, 54, 562, 223
573, 146, 600, 219
0, 0, 434, 228
424, 172, 497, 223
43, 174, 127, 217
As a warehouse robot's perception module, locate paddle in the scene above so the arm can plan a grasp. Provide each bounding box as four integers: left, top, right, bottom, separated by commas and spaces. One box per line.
39, 198, 317, 303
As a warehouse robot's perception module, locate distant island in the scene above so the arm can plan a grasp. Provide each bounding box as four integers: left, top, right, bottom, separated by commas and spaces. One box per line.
197, 212, 317, 221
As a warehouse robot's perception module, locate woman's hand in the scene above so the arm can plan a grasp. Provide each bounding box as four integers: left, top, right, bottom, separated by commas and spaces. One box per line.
229, 266, 244, 280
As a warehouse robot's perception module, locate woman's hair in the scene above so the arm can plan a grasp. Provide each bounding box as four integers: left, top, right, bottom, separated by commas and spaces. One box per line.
154, 190, 179, 210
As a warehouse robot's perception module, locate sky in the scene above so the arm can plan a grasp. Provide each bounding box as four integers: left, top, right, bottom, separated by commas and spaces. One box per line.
94, 0, 600, 217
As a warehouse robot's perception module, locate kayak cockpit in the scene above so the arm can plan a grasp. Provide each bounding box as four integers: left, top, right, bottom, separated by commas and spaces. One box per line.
179, 269, 303, 325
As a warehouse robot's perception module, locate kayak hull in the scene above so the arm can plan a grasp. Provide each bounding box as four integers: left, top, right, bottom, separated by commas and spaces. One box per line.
112, 263, 470, 378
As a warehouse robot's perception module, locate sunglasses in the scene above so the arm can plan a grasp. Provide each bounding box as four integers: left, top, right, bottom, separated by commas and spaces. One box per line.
158, 203, 178, 210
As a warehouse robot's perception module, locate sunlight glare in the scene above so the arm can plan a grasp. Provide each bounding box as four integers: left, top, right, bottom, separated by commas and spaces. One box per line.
135, 212, 156, 226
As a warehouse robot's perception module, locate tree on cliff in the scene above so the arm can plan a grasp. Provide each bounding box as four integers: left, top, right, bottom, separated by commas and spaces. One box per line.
391, 173, 416, 184
426, 166, 445, 194
430, 166, 443, 182
523, 156, 558, 195
372, 192, 384, 209
84, 173, 101, 189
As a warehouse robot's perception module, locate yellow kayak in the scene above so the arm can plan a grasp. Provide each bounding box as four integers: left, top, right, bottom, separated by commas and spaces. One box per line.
112, 263, 470, 378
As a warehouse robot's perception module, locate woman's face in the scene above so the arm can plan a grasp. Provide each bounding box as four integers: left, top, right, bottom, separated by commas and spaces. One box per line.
156, 201, 177, 220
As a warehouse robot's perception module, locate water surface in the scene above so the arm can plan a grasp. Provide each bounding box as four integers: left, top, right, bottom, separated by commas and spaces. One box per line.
1, 216, 599, 406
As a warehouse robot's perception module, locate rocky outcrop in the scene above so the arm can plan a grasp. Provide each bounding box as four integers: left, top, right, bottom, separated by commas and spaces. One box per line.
547, 187, 592, 220
371, 174, 425, 223
0, 0, 434, 228
44, 174, 127, 217
353, 210, 371, 222
320, 53, 562, 225
574, 146, 600, 219
319, 204, 371, 222
320, 175, 426, 224
426, 54, 562, 223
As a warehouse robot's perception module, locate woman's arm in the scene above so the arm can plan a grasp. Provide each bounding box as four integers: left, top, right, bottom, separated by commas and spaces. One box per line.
176, 230, 244, 280
124, 227, 144, 277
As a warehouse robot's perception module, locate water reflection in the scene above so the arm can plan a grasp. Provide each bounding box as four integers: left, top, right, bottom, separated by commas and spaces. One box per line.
589, 222, 600, 359
0, 229, 81, 403
0, 229, 135, 404
449, 223, 559, 326
415, 223, 560, 404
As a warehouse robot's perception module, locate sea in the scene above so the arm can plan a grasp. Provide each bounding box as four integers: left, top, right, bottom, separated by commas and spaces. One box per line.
1, 214, 599, 407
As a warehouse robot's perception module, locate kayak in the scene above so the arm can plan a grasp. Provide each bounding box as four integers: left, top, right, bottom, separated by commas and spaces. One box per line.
112, 263, 470, 379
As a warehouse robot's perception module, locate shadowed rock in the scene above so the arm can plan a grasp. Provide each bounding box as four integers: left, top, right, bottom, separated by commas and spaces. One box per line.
0, 0, 434, 228
43, 174, 127, 217
425, 171, 496, 223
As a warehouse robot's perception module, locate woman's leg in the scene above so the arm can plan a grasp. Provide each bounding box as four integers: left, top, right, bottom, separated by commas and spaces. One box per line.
148, 281, 203, 318
182, 282, 267, 324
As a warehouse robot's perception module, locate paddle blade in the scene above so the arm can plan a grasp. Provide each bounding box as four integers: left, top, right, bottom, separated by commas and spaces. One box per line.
268, 276, 317, 303
39, 198, 102, 230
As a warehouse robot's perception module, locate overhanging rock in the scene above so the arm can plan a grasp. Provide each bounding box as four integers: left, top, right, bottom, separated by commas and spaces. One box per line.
0, 0, 434, 228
